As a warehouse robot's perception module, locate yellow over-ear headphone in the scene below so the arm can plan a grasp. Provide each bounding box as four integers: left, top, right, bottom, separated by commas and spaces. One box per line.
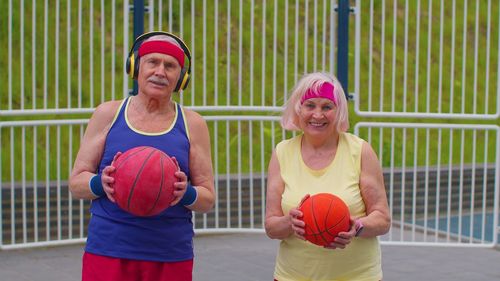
126, 31, 191, 92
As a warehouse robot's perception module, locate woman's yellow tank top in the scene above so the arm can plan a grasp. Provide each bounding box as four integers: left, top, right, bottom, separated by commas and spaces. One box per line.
274, 133, 382, 281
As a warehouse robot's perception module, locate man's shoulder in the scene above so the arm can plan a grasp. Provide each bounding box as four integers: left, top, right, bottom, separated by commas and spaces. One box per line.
92, 99, 125, 122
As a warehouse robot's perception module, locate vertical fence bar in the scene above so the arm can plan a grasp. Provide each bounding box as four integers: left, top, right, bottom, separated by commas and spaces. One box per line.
249, 122, 254, 228
20, 0, 25, 109
390, 0, 396, 112
33, 127, 38, 242
411, 128, 418, 241
203, 0, 208, 106
321, 0, 326, 72
213, 0, 218, 105
89, 0, 94, 107
337, 0, 350, 97
401, 128, 407, 241
438, 0, 444, 113
190, 0, 195, 104
213, 122, 219, 228
249, 0, 254, 105
367, 0, 373, 110
100, 0, 105, 103
458, 130, 465, 240
10, 128, 15, 244
1, 129, 3, 246
56, 126, 61, 240
470, 130, 477, 242
68, 126, 73, 239
238, 0, 243, 106
313, 0, 317, 71
78, 0, 82, 107
425, 0, 432, 113
67, 0, 71, 108
423, 128, 430, 239
294, 0, 298, 82
226, 0, 231, 106
403, 0, 408, 112
45, 126, 50, 241
260, 120, 266, 228
8, 0, 12, 110
387, 128, 394, 241
43, 0, 48, 109
272, 0, 277, 105
460, 0, 468, 114
446, 128, 453, 241
435, 129, 442, 241
484, 0, 491, 114
449, 0, 456, 113
237, 121, 242, 228
225, 121, 230, 227
22, 128, 27, 243
32, 0, 36, 109
304, 0, 309, 72
379, 0, 385, 111
473, 0, 479, 114
261, 0, 266, 106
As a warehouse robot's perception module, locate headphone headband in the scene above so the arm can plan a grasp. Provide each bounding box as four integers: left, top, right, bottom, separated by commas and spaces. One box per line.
126, 31, 192, 92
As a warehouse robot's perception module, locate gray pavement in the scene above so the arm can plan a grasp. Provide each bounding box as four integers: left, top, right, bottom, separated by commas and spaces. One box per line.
0, 233, 499, 281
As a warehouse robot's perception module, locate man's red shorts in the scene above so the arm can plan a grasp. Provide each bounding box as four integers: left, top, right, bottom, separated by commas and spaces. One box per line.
82, 252, 193, 281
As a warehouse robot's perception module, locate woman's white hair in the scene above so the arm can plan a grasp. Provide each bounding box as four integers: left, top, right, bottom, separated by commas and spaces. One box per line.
281, 72, 349, 133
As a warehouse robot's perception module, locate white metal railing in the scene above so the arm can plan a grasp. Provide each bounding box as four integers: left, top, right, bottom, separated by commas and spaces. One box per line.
354, 0, 500, 119
2, 0, 340, 116
355, 122, 500, 247
0, 116, 284, 249
1, 0, 131, 116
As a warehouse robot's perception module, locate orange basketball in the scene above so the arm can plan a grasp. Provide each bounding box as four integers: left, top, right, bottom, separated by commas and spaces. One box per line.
111, 146, 178, 217
299, 193, 351, 246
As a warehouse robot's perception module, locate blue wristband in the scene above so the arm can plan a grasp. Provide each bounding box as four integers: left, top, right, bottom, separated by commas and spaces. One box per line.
180, 183, 198, 206
89, 174, 105, 197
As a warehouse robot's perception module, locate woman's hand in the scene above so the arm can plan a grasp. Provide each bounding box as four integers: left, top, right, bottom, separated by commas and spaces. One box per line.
289, 194, 311, 240
324, 216, 357, 250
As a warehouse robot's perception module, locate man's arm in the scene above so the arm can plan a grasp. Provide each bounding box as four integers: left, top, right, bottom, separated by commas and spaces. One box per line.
183, 109, 215, 213
69, 101, 121, 199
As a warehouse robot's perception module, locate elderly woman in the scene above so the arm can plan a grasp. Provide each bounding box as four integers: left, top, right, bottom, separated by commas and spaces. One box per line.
265, 72, 391, 281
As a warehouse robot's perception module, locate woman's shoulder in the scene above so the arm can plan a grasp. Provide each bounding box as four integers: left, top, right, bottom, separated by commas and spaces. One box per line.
276, 135, 301, 149
275, 135, 302, 159
341, 132, 365, 146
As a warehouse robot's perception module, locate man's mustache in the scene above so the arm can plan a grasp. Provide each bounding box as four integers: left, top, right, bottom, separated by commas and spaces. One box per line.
147, 76, 169, 86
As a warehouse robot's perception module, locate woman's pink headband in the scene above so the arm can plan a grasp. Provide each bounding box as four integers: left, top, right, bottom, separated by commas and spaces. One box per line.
300, 82, 337, 105
138, 41, 185, 68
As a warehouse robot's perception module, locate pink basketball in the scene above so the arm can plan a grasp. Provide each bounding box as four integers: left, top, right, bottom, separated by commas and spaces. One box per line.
111, 146, 178, 216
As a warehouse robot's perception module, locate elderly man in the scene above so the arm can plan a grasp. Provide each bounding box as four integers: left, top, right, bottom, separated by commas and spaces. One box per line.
69, 31, 215, 281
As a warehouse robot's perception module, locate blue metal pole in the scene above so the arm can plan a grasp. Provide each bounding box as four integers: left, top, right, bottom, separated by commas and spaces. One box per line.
131, 0, 145, 95
336, 0, 351, 100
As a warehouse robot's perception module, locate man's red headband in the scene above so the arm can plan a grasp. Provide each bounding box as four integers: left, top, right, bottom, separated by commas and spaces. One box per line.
138, 40, 185, 68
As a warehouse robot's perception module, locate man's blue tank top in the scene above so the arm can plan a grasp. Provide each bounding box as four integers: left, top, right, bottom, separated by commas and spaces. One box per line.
85, 97, 193, 262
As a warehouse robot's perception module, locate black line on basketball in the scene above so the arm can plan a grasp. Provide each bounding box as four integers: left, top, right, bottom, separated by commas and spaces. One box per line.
127, 149, 156, 211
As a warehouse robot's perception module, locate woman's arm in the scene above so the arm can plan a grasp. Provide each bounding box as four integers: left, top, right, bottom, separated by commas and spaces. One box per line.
265, 150, 305, 240
357, 141, 391, 237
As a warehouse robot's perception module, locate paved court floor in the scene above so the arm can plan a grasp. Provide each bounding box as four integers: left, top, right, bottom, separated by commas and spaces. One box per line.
0, 233, 499, 281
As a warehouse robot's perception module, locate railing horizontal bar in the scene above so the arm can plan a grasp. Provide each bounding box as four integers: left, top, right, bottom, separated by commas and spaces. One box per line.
194, 228, 265, 235
355, 122, 499, 131
0, 106, 286, 117
380, 241, 496, 248
354, 111, 500, 120
0, 238, 86, 251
